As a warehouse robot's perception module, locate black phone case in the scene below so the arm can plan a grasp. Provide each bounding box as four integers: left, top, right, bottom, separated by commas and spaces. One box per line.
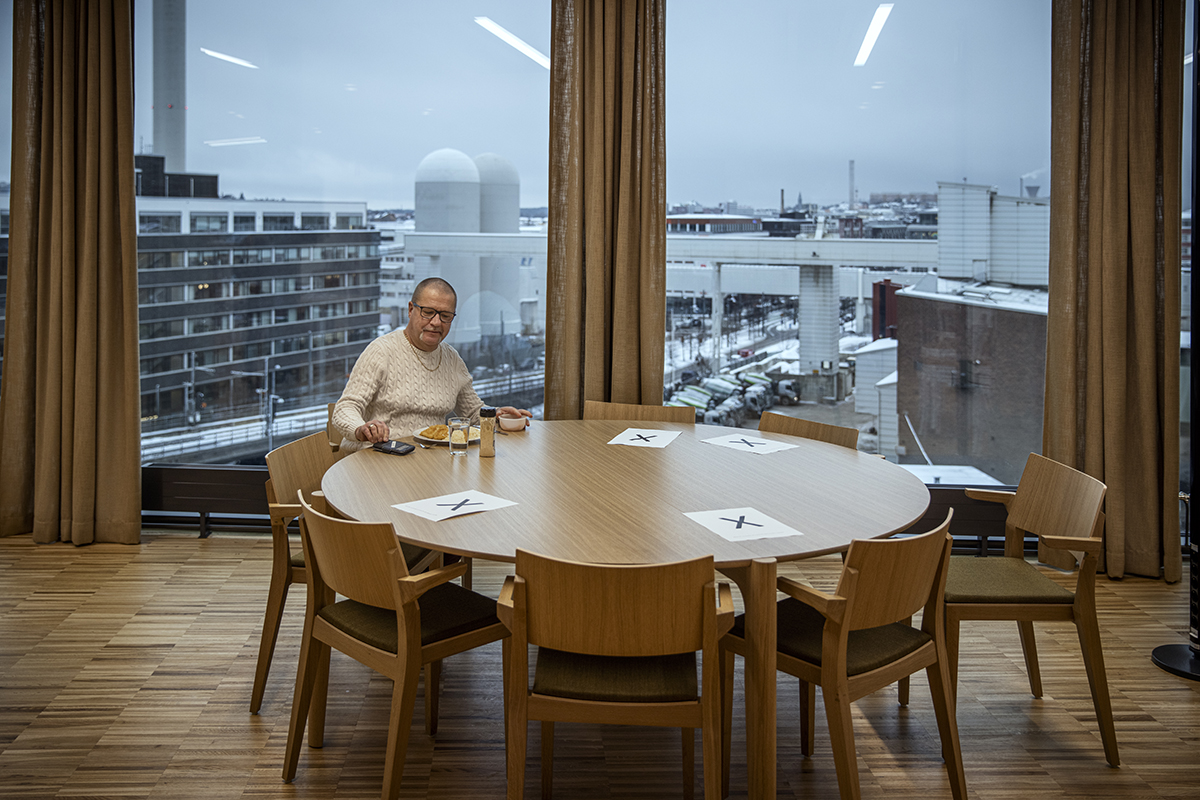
373, 440, 415, 456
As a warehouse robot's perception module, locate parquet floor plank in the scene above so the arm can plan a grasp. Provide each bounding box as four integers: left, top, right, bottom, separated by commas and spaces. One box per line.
0, 533, 1196, 799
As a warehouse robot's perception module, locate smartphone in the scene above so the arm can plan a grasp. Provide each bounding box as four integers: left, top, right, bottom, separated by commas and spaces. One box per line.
372, 440, 415, 456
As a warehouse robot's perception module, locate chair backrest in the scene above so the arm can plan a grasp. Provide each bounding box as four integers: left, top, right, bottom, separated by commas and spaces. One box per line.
839, 510, 953, 631
582, 400, 696, 424
297, 492, 406, 609
515, 549, 713, 657
266, 431, 342, 507
326, 402, 340, 451
1009, 453, 1106, 542
758, 412, 858, 449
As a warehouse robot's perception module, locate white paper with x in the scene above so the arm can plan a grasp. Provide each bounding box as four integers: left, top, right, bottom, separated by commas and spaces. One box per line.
608, 428, 683, 448
393, 491, 517, 522
684, 507, 804, 542
701, 433, 798, 455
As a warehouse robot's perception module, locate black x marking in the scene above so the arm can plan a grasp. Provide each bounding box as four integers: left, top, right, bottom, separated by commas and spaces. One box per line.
719, 515, 762, 530
437, 498, 483, 512
632, 433, 657, 442
734, 438, 766, 447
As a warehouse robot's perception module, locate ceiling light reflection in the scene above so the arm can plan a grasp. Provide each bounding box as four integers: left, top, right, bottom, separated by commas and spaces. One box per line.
474, 16, 550, 70
854, 4, 894, 67
200, 47, 259, 69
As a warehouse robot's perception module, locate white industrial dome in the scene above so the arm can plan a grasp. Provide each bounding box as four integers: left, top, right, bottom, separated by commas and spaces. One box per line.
473, 153, 520, 187
415, 148, 480, 184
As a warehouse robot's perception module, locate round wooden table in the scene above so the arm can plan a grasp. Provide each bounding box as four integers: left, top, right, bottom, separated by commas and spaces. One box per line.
321, 419, 931, 799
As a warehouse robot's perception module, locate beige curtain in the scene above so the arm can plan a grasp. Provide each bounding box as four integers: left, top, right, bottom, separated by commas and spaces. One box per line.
1046, 0, 1183, 581
544, 0, 666, 420
0, 0, 141, 544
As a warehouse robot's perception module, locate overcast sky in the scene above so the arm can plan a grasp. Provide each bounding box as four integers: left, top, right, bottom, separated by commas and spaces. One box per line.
0, 1, 1053, 210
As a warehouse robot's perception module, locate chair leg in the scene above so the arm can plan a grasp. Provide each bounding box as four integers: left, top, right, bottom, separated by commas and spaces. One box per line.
719, 648, 734, 799
502, 638, 511, 781
897, 616, 911, 707
462, 556, 473, 591
425, 660, 442, 735
250, 568, 292, 713
682, 727, 695, 800
283, 636, 326, 782
506, 657, 528, 800
944, 613, 962, 708
380, 654, 422, 800
1076, 614, 1120, 766
823, 686, 861, 800
540, 720, 554, 800
1016, 620, 1043, 697
702, 674, 722, 800
308, 646, 330, 748
926, 660, 968, 800
798, 679, 815, 757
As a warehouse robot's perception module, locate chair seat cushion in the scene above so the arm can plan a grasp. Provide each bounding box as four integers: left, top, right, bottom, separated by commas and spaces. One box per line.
730, 598, 932, 676
289, 551, 305, 568
533, 648, 697, 703
318, 582, 500, 652
945, 555, 1075, 604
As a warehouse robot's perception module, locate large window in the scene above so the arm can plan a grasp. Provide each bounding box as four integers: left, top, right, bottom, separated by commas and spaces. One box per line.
665, 1, 1052, 484
130, 2, 550, 463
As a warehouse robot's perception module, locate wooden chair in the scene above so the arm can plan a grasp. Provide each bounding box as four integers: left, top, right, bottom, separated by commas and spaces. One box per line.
499, 550, 733, 800
326, 402, 341, 452
758, 411, 858, 449
582, 399, 696, 424
283, 493, 509, 800
251, 431, 343, 714
253, 432, 435, 715
945, 452, 1118, 766
720, 513, 966, 800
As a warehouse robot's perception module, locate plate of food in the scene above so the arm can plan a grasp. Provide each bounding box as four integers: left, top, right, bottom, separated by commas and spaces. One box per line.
414, 424, 481, 445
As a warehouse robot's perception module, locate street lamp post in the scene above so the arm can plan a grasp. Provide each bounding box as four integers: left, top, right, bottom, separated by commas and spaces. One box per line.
184, 351, 216, 426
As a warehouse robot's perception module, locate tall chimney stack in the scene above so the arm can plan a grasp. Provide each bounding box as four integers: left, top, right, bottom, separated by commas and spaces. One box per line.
848, 160, 855, 208
153, 0, 187, 173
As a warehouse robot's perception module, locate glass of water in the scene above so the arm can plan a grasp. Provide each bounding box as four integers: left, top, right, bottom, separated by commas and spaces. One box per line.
448, 417, 470, 456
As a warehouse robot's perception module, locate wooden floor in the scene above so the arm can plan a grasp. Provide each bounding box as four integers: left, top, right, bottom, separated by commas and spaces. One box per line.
1, 532, 1197, 800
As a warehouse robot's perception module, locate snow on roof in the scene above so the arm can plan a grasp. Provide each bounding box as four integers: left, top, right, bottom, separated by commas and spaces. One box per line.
897, 276, 1048, 315
854, 337, 899, 355
876, 370, 898, 387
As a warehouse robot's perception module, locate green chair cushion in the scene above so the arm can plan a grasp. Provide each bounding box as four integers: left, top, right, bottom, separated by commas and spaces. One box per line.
945, 555, 1075, 605
730, 598, 932, 676
318, 582, 499, 652
533, 648, 698, 703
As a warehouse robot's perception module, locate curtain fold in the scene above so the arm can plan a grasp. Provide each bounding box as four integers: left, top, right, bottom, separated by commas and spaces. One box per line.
544, 0, 666, 420
0, 0, 141, 544
1045, 0, 1183, 580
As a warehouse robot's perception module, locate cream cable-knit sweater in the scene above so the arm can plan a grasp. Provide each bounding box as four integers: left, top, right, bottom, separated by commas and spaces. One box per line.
332, 329, 483, 451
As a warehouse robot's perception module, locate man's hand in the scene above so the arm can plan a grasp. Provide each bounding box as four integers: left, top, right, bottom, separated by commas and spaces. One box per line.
496, 407, 532, 429
356, 419, 391, 443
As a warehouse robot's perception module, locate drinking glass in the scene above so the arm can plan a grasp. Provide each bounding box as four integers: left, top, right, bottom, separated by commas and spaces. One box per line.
448, 417, 470, 456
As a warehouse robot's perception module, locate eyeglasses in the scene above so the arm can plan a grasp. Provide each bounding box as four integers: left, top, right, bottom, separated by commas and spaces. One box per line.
412, 301, 456, 323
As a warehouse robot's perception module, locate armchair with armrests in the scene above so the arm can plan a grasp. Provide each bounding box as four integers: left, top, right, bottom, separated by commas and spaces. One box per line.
282, 493, 509, 800
945, 452, 1118, 766
251, 431, 343, 714
720, 512, 966, 800
582, 399, 696, 424
499, 549, 733, 800
253, 432, 437, 716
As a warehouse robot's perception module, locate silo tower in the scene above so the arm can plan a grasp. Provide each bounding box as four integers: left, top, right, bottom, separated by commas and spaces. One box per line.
414, 148, 481, 347
475, 153, 522, 339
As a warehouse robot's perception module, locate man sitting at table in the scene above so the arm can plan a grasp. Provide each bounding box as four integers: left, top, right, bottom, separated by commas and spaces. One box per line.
332, 277, 532, 450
